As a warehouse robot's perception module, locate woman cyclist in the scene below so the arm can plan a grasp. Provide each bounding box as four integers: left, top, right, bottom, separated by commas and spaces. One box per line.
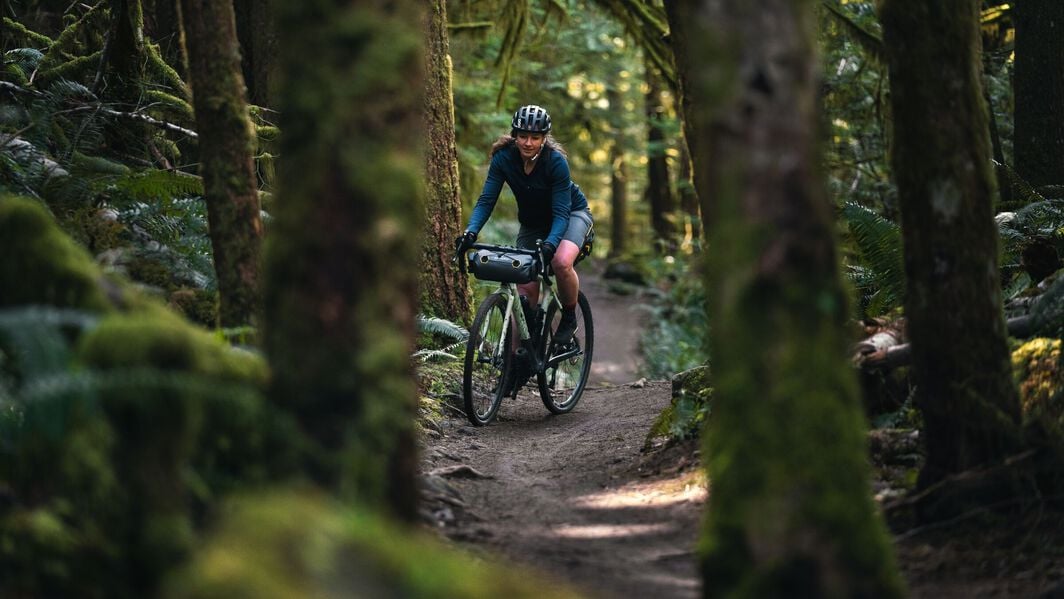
455, 105, 593, 389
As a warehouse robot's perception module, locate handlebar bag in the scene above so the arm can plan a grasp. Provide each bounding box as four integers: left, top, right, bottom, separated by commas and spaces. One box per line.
468, 249, 538, 284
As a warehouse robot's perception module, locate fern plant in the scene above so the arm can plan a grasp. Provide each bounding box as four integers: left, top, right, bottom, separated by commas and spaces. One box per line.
0, 306, 100, 447
414, 315, 468, 362
841, 201, 905, 317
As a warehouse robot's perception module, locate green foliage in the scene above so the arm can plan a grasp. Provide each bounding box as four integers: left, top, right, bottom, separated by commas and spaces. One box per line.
638, 252, 709, 379
414, 315, 469, 362
841, 201, 905, 316
0, 205, 299, 597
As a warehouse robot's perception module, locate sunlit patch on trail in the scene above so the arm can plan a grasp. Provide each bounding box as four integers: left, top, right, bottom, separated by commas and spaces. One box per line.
549, 522, 674, 539
570, 471, 707, 510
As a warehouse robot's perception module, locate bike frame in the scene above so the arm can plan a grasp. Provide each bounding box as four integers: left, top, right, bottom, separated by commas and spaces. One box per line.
463, 243, 568, 374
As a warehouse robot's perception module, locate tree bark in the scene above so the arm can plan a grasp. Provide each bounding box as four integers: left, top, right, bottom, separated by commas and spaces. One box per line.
677, 136, 700, 243
665, 2, 903, 596
180, 0, 262, 329
420, 0, 470, 323
232, 0, 276, 107
644, 61, 675, 252
880, 0, 1024, 498
104, 0, 145, 102
608, 83, 628, 258
143, 0, 183, 75
1013, 0, 1064, 190
609, 142, 629, 258
264, 0, 423, 522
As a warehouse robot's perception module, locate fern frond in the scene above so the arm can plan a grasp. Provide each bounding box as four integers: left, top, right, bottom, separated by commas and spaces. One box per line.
416, 316, 469, 341
995, 160, 1047, 210
106, 169, 204, 202
0, 307, 98, 380
5, 48, 45, 74
413, 349, 461, 362
842, 201, 905, 314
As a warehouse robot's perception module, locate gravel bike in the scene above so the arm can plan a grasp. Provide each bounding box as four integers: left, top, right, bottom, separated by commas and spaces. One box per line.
456, 242, 593, 426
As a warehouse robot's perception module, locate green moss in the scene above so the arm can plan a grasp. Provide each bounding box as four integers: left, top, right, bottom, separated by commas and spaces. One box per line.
1, 17, 54, 48
646, 365, 712, 446
163, 490, 583, 599
145, 89, 195, 120
1012, 338, 1064, 427
0, 195, 112, 311
35, 50, 103, 88
168, 288, 218, 328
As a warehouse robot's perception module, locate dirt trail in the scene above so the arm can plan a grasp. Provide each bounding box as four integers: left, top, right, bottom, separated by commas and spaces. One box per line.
421, 264, 705, 598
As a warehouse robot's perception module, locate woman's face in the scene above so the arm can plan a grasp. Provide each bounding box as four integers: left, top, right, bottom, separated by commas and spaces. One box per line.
516, 132, 546, 159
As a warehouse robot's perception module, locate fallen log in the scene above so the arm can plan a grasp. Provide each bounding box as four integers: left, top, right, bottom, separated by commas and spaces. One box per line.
856, 314, 1037, 371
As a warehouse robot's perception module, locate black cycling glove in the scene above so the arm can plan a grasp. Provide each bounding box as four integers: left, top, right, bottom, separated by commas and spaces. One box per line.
540, 241, 556, 269
454, 231, 477, 261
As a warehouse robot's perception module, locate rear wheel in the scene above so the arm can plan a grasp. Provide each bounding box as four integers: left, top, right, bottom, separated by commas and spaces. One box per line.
463, 292, 512, 426
537, 291, 593, 414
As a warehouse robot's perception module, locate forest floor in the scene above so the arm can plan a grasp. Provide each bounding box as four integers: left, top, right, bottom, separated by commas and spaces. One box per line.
418, 263, 1064, 598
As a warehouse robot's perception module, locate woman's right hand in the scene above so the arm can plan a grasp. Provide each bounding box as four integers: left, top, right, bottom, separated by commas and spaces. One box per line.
453, 231, 477, 263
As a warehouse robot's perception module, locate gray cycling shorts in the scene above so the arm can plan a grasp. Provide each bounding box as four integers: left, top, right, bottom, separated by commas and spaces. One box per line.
516, 209, 594, 250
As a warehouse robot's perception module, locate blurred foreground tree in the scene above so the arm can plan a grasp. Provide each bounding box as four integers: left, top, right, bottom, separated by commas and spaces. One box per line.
263, 0, 423, 520
666, 0, 904, 595
180, 0, 262, 328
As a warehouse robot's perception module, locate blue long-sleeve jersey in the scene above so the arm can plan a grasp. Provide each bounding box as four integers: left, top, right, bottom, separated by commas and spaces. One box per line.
466, 143, 589, 248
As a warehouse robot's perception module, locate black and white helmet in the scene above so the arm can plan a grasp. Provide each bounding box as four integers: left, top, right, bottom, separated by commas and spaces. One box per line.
511, 105, 551, 134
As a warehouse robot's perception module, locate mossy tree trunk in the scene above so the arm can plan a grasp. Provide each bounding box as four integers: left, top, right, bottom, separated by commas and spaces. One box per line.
666, 1, 904, 596
105, 0, 145, 90
644, 61, 675, 252
180, 0, 262, 328
421, 0, 469, 323
143, 0, 183, 75
263, 1, 423, 521
880, 1, 1024, 494
233, 0, 276, 108
1013, 0, 1064, 189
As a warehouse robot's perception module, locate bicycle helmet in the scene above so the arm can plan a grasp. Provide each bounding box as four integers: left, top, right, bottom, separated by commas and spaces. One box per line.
511, 105, 551, 134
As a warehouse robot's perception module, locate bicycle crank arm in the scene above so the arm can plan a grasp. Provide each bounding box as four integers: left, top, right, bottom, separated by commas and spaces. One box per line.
546, 347, 582, 369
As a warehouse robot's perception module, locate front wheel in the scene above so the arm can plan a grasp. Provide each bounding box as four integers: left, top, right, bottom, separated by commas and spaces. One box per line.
463, 292, 512, 426
537, 291, 593, 414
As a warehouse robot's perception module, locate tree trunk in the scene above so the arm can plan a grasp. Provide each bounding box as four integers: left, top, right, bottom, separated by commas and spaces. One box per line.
644, 61, 675, 252
609, 142, 629, 258
144, 0, 183, 75
1013, 0, 1064, 190
233, 0, 276, 107
665, 2, 904, 596
608, 83, 628, 258
677, 137, 700, 244
420, 0, 470, 323
180, 0, 262, 329
104, 0, 145, 102
880, 1, 1023, 493
263, 0, 423, 522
